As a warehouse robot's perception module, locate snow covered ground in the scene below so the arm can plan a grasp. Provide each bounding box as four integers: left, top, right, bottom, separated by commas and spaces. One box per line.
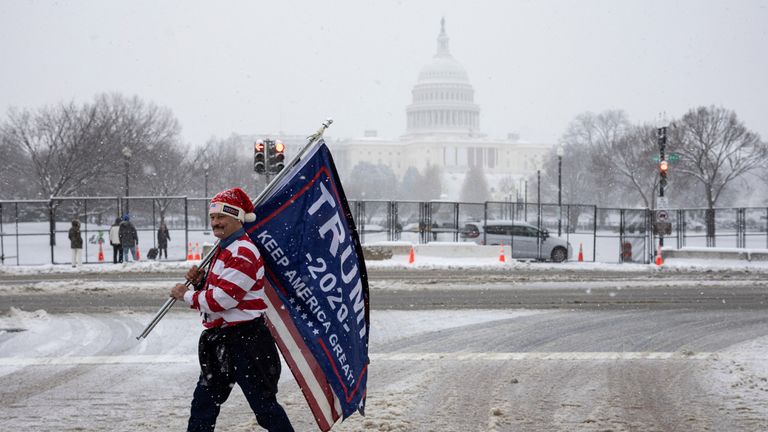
4, 247, 768, 276
2, 256, 768, 430
2, 302, 768, 430
0, 305, 549, 431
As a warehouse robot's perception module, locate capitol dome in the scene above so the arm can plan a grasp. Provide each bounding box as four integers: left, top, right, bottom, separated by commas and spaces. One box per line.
405, 18, 481, 137
417, 55, 470, 84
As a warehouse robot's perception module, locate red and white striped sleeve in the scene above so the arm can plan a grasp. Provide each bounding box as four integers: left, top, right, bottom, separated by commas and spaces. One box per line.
183, 238, 266, 315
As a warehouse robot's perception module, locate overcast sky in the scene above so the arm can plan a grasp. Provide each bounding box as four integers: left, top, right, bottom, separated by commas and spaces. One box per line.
1, 0, 766, 147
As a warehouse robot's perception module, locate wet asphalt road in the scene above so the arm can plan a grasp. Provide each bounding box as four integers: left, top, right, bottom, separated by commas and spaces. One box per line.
1, 267, 767, 313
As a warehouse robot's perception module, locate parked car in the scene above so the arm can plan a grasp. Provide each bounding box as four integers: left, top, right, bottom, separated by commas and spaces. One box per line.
460, 220, 571, 262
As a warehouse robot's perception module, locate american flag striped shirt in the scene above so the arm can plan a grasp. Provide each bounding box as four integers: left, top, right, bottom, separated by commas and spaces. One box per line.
183, 228, 267, 328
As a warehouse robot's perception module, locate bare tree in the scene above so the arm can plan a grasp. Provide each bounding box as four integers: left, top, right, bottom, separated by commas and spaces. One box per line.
98, 93, 184, 195
1, 101, 117, 198
554, 111, 628, 206
140, 142, 199, 222
1, 100, 119, 244
199, 135, 259, 198
674, 106, 767, 209
497, 175, 517, 200
0, 132, 35, 198
593, 124, 660, 208
0, 93, 185, 200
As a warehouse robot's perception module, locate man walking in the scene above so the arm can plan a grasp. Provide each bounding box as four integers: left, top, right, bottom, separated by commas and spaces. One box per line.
109, 217, 123, 263
170, 187, 293, 432
68, 219, 83, 268
118, 215, 138, 262
157, 221, 171, 259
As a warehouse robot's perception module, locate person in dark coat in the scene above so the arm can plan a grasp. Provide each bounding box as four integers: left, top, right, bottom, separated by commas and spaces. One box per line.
157, 221, 171, 259
109, 217, 123, 263
68, 220, 83, 268
118, 215, 139, 262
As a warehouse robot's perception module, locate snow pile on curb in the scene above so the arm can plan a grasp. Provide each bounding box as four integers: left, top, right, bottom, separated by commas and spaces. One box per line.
0, 307, 49, 334
3, 254, 768, 276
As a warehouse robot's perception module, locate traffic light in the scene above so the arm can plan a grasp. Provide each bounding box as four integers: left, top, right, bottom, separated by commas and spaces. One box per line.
268, 139, 285, 173
254, 140, 266, 173
659, 159, 668, 187
657, 126, 668, 190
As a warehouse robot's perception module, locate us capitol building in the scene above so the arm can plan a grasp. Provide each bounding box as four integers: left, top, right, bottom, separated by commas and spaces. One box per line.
251, 19, 551, 201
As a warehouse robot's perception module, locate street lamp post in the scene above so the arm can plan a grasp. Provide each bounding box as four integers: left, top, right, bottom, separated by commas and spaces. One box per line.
536, 169, 542, 259
201, 161, 211, 233
203, 162, 210, 198
122, 146, 132, 216
557, 145, 564, 237
524, 180, 528, 220
536, 169, 541, 225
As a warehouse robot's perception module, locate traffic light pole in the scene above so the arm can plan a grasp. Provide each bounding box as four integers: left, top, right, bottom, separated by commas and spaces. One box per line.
264, 149, 272, 188
658, 126, 666, 200
262, 139, 274, 189
657, 126, 667, 253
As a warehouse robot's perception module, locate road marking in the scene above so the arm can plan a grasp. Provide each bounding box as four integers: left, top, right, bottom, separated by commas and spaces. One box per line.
0, 354, 197, 366
372, 352, 716, 361
0, 351, 726, 366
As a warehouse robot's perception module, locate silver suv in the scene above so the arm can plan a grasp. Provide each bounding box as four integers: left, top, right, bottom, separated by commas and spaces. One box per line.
460, 220, 571, 262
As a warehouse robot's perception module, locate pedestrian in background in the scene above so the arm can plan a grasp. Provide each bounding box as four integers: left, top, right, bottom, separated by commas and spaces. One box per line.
157, 221, 171, 259
68, 219, 83, 268
119, 215, 139, 262
109, 217, 123, 263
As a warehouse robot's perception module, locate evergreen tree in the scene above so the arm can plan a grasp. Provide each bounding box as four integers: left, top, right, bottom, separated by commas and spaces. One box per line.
422, 164, 443, 201
460, 164, 490, 203
347, 162, 398, 199
399, 166, 424, 200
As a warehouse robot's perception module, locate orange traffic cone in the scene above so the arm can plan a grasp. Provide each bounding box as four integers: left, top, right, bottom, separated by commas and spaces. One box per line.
187, 242, 194, 260
578, 243, 584, 262
194, 242, 201, 260
499, 242, 506, 263
655, 245, 663, 266
98, 242, 104, 262
408, 245, 415, 264
136, 245, 141, 260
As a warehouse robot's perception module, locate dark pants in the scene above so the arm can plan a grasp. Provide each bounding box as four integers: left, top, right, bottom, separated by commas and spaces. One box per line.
112, 244, 122, 263
187, 319, 293, 432
159, 247, 167, 259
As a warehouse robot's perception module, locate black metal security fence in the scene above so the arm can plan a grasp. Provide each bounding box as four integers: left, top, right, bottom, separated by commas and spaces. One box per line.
349, 201, 768, 264
0, 197, 208, 266
1, 197, 767, 265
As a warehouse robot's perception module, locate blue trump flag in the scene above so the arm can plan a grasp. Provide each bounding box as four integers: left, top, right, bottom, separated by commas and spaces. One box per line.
244, 139, 369, 431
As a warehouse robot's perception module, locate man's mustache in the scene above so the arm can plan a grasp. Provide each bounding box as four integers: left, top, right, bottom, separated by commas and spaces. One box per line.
212, 225, 225, 230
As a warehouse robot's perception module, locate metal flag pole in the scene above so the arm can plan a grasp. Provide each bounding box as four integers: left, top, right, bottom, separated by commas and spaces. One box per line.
135, 244, 218, 340
136, 118, 333, 341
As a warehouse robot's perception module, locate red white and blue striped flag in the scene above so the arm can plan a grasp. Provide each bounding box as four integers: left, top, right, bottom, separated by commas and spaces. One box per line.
245, 139, 369, 431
